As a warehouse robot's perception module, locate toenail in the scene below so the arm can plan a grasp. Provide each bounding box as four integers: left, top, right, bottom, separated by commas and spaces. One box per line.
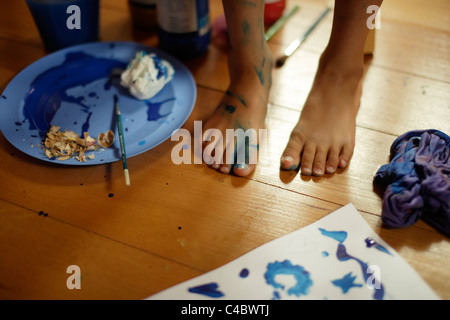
281, 155, 294, 163
211, 163, 220, 169
326, 166, 335, 173
302, 168, 312, 176
313, 168, 323, 176
220, 166, 230, 174
340, 159, 348, 167
235, 164, 248, 170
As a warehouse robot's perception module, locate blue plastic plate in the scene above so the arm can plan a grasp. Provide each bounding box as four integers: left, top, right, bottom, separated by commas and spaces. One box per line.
0, 41, 196, 165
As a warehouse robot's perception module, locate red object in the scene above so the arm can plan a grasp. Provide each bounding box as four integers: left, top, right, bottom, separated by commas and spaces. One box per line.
264, 0, 286, 25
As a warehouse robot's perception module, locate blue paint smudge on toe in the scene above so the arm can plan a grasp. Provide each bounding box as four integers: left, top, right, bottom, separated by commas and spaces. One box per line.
264, 260, 312, 298
332, 272, 363, 294
188, 282, 225, 298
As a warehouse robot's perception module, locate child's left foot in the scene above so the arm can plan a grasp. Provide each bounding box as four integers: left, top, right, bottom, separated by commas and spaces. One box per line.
280, 51, 364, 176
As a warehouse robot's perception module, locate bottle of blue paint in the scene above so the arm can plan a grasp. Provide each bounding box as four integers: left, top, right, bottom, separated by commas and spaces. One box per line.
156, 0, 211, 59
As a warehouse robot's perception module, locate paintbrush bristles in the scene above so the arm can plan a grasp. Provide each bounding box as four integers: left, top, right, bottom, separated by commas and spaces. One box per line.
275, 55, 288, 68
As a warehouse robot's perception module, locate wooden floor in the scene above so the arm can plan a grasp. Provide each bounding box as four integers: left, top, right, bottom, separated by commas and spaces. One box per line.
0, 0, 448, 300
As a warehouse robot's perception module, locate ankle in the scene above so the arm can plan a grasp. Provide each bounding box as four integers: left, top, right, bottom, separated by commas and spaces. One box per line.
317, 51, 364, 84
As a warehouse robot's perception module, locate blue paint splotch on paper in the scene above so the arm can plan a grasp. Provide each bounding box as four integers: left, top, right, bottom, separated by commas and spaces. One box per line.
332, 272, 363, 294
239, 268, 249, 278
365, 237, 393, 256
264, 260, 313, 299
188, 282, 225, 298
319, 228, 347, 243
319, 228, 385, 300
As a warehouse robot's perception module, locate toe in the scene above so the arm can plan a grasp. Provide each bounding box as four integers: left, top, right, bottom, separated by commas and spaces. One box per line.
280, 129, 304, 170
325, 145, 340, 174
339, 143, 354, 168
312, 146, 328, 176
219, 164, 232, 174
233, 163, 256, 177
300, 142, 316, 176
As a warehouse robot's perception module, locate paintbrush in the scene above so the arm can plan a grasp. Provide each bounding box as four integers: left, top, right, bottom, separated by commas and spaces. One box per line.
275, 4, 332, 67
114, 94, 130, 186
265, 5, 300, 41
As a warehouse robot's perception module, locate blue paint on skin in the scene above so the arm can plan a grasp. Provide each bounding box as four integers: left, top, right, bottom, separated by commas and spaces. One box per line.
225, 90, 247, 107
242, 19, 250, 35
253, 66, 264, 85
224, 104, 236, 114
264, 260, 312, 297
188, 282, 225, 298
332, 272, 363, 294
22, 51, 125, 135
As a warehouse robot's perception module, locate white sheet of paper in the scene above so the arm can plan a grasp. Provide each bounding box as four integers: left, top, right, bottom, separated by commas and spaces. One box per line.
147, 204, 439, 300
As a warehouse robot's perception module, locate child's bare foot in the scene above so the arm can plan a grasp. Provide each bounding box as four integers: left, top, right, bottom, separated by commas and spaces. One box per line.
280, 51, 364, 176
203, 46, 272, 176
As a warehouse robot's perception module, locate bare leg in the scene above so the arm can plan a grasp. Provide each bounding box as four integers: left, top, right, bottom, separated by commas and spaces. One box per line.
280, 0, 383, 176
204, 0, 271, 176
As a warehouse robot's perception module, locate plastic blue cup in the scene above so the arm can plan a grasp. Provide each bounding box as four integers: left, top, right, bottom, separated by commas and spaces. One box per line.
26, 0, 100, 52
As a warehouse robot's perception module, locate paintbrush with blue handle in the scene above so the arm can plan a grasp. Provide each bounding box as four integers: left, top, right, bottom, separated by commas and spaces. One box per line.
114, 94, 130, 186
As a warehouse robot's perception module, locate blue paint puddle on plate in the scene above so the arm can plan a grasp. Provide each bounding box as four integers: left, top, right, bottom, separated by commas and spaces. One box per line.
22, 51, 125, 135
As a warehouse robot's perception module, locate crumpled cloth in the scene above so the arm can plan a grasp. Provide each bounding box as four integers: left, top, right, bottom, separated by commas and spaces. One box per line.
373, 129, 450, 237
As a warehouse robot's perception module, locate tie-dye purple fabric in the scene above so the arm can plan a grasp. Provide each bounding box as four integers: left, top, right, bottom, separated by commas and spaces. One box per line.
374, 130, 450, 237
